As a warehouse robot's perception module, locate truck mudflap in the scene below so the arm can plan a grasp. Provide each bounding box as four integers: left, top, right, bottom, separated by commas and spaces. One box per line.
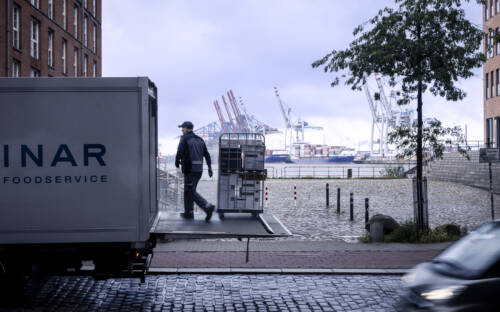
150, 211, 291, 239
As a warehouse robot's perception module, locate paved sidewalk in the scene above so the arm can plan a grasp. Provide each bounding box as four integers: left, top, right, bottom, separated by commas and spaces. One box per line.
151, 239, 450, 269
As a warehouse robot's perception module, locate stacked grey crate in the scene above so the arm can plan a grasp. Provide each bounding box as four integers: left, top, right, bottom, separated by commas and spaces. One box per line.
217, 133, 266, 217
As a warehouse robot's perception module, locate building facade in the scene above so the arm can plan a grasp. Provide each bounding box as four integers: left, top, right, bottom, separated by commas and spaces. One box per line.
484, 0, 500, 147
0, 0, 101, 78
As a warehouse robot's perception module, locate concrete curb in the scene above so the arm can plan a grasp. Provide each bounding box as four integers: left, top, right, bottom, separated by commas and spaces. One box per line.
149, 267, 409, 275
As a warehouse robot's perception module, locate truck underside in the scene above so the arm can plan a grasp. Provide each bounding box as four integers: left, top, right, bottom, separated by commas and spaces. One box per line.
0, 211, 290, 304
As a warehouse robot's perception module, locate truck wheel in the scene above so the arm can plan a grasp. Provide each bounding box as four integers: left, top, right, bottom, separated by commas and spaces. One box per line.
0, 274, 26, 307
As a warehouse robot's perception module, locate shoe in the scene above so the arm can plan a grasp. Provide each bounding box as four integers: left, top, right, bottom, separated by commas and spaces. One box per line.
205, 205, 215, 222
180, 212, 194, 219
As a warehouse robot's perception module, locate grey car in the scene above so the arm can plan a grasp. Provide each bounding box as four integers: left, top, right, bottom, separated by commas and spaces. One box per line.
398, 221, 500, 311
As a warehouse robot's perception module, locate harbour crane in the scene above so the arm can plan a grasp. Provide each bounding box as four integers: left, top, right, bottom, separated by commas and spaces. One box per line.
273, 87, 323, 152
211, 90, 279, 135
227, 91, 246, 131
222, 95, 237, 132
213, 100, 229, 133
363, 75, 385, 155
237, 96, 254, 132
363, 74, 415, 156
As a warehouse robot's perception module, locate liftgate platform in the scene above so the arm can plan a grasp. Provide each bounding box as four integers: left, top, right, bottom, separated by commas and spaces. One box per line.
152, 133, 290, 240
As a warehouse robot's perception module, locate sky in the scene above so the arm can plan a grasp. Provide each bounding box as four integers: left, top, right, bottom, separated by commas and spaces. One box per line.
102, 0, 485, 155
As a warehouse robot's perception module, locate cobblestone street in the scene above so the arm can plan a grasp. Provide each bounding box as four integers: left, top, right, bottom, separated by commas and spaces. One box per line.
5, 274, 402, 312
196, 179, 500, 241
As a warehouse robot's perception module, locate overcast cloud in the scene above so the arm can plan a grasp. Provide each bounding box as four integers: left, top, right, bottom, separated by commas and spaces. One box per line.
102, 0, 484, 154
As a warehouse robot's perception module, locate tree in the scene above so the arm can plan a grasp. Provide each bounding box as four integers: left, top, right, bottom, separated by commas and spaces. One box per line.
388, 118, 470, 161
312, 0, 485, 231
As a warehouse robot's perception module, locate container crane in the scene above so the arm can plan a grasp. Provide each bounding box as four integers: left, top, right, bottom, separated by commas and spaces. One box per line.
363, 75, 384, 155
227, 91, 246, 131
213, 100, 229, 133
364, 74, 415, 156
274, 87, 292, 151
222, 95, 237, 132
238, 96, 254, 132
273, 87, 323, 151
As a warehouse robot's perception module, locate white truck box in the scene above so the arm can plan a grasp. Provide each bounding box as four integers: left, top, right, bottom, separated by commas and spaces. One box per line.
0, 77, 158, 245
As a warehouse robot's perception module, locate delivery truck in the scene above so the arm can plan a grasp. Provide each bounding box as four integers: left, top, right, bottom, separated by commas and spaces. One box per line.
0, 77, 289, 298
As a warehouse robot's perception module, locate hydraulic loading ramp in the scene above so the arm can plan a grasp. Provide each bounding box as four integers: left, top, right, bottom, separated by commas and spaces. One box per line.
151, 211, 291, 239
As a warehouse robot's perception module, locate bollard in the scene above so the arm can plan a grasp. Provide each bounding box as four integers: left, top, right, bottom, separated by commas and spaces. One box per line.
337, 188, 340, 214
265, 186, 269, 208
350, 193, 354, 221
326, 183, 329, 208
365, 198, 369, 229
294, 186, 297, 207
371, 221, 384, 242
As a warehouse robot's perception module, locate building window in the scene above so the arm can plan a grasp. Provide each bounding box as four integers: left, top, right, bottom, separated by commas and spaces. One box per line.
30, 68, 40, 77
12, 60, 20, 77
93, 23, 97, 52
491, 71, 495, 98
496, 117, 500, 148
497, 0, 499, 14
12, 5, 20, 50
497, 28, 500, 56
62, 39, 67, 74
486, 1, 489, 21
48, 0, 53, 19
84, 0, 87, 8
48, 30, 54, 68
83, 54, 88, 77
62, 0, 67, 29
93, 61, 97, 77
83, 15, 88, 46
487, 118, 494, 146
93, 0, 96, 16
491, 0, 494, 17
487, 73, 490, 99
489, 31, 494, 59
74, 6, 78, 39
497, 69, 499, 96
30, 19, 40, 60
30, 0, 39, 8
74, 48, 78, 77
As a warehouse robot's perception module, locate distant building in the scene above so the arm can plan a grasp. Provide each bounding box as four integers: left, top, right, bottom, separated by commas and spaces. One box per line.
0, 0, 101, 77
484, 1, 500, 147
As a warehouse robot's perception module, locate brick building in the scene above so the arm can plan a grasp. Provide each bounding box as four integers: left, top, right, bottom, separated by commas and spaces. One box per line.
484, 0, 500, 147
0, 0, 101, 78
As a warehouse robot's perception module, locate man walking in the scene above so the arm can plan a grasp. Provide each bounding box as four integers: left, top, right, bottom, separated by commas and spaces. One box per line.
175, 121, 215, 222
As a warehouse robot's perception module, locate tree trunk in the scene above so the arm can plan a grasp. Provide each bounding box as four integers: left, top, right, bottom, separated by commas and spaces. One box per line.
416, 1, 426, 232
416, 78, 425, 231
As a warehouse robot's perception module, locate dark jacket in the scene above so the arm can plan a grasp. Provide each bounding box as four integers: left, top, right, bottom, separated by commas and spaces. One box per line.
175, 132, 212, 174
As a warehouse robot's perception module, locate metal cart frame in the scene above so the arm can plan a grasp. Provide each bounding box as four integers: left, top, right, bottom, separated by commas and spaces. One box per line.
217, 133, 266, 218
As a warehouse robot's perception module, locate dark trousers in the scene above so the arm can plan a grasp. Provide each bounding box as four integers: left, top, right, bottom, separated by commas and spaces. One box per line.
184, 172, 209, 214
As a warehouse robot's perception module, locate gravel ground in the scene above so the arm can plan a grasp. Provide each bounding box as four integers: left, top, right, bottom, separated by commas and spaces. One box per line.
197, 179, 500, 241
6, 275, 402, 312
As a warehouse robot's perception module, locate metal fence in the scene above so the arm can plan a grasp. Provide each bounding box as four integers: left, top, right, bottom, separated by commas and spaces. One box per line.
158, 169, 183, 212
265, 165, 410, 179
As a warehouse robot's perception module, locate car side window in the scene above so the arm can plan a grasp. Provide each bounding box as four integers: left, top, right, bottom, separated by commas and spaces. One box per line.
484, 259, 500, 278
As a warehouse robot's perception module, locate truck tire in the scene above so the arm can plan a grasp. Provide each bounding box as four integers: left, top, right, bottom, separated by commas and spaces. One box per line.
0, 274, 26, 307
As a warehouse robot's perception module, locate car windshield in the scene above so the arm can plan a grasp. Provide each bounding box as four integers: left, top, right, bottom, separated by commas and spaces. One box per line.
436, 222, 500, 277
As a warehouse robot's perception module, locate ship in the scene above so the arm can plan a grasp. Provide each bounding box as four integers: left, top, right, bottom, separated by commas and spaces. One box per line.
264, 150, 294, 163
265, 144, 356, 164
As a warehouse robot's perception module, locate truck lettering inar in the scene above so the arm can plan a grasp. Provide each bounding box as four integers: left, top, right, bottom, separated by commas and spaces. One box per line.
2, 144, 107, 167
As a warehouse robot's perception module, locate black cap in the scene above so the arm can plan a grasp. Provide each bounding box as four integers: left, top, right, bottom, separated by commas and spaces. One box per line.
178, 121, 194, 129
